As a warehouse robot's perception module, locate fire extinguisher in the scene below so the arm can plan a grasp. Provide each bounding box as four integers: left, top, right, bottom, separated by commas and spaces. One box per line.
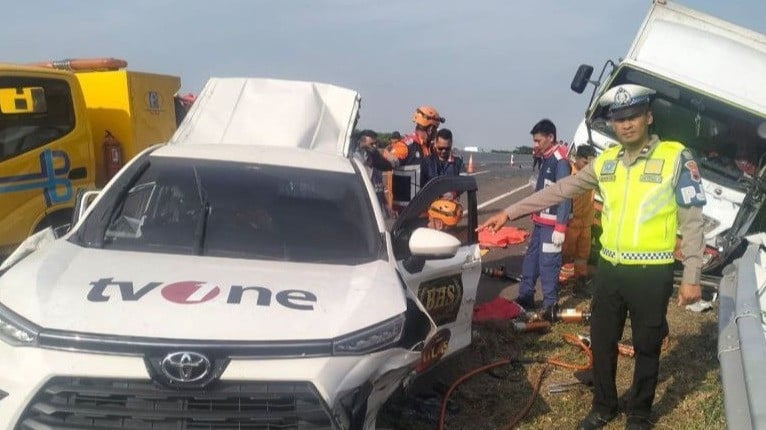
103, 131, 123, 181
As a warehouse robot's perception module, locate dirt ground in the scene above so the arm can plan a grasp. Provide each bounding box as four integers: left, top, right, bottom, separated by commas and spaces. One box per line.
379, 277, 724, 430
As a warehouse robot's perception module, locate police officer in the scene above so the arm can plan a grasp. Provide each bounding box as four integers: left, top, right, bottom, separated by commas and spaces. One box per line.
478, 84, 705, 430
362, 106, 444, 213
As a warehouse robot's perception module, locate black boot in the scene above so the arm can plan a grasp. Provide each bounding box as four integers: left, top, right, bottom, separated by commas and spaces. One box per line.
542, 303, 559, 323
579, 410, 617, 429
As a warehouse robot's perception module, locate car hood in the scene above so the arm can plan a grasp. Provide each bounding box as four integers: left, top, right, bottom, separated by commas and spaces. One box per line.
0, 241, 405, 340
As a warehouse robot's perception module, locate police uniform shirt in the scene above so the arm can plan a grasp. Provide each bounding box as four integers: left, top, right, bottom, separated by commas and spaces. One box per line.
503, 135, 705, 285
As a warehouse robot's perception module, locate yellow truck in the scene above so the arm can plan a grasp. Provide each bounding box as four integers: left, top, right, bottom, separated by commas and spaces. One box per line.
0, 58, 183, 257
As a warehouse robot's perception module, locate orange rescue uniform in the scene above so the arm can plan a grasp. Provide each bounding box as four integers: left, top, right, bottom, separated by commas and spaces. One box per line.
562, 163, 595, 278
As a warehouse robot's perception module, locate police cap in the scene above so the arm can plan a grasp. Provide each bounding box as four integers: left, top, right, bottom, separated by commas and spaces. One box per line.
598, 84, 656, 120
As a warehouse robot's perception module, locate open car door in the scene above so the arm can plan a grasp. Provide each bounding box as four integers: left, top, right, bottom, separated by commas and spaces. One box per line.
391, 175, 480, 371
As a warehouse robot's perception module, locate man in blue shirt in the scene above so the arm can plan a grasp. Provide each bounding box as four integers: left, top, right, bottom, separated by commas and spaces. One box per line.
516, 119, 572, 318
421, 128, 463, 187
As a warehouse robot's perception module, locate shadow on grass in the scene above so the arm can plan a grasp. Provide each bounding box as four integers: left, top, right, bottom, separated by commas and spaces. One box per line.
379, 322, 553, 430
649, 319, 723, 427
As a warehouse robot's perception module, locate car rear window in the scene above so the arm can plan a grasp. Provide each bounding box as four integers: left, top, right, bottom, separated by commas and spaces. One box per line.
81, 157, 381, 264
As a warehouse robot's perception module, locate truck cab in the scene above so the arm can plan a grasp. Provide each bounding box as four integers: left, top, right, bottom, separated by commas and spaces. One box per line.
0, 60, 181, 257
570, 0, 766, 272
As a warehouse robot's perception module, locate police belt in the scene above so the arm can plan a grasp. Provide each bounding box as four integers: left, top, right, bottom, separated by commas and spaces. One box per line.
600, 248, 674, 264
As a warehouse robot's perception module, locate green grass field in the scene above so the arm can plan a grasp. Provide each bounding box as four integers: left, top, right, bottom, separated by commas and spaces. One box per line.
381, 287, 724, 429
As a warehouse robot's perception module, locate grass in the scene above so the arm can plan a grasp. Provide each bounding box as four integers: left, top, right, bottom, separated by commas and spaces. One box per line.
379, 285, 725, 430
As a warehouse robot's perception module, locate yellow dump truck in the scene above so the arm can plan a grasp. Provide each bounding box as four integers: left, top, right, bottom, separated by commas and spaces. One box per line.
0, 58, 183, 256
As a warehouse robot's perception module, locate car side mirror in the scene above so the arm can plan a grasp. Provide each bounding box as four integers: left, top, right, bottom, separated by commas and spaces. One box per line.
409, 227, 460, 258
71, 189, 101, 226
571, 64, 595, 94
403, 228, 461, 273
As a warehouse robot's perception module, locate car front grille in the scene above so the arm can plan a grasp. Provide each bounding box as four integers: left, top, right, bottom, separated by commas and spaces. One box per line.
16, 377, 336, 429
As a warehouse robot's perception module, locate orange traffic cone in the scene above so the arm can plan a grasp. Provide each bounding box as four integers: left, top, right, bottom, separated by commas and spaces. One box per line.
467, 154, 475, 174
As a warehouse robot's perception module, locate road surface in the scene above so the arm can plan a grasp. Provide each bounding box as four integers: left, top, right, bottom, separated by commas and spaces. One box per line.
465, 152, 539, 304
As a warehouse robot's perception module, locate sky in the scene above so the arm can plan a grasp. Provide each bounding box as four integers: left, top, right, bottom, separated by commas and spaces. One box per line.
3, 1, 766, 150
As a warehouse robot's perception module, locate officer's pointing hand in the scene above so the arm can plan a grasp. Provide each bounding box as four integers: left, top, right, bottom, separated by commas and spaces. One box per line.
477, 211, 509, 233
677, 283, 702, 306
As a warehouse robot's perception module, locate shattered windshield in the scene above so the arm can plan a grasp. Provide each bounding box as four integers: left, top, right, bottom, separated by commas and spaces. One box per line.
590, 67, 766, 189
78, 157, 381, 264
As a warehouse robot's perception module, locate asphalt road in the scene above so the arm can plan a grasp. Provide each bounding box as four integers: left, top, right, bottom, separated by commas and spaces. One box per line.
463, 152, 538, 305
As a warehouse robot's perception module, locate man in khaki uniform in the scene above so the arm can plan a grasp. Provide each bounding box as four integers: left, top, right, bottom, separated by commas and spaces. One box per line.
479, 84, 705, 430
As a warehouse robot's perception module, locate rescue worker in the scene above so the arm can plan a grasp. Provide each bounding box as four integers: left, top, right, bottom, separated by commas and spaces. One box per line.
532, 147, 543, 171
427, 198, 463, 231
421, 128, 463, 187
356, 130, 388, 215
515, 119, 571, 318
562, 144, 597, 296
362, 106, 444, 213
389, 131, 402, 146
478, 84, 705, 429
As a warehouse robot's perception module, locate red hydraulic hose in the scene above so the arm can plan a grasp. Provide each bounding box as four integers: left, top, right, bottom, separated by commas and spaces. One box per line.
546, 333, 594, 371
437, 358, 512, 430
437, 333, 594, 430
503, 365, 550, 430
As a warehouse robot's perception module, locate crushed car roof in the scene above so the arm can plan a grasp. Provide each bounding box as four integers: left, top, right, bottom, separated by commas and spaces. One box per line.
169, 77, 361, 157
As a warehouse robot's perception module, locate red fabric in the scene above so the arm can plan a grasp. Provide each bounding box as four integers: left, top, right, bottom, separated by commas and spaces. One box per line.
473, 296, 524, 322
479, 226, 529, 248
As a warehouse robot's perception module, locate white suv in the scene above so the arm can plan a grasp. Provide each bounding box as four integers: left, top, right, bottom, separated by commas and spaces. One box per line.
0, 78, 481, 429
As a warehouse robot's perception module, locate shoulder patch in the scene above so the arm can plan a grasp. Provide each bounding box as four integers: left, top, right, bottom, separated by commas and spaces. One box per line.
675, 149, 706, 206
684, 160, 701, 182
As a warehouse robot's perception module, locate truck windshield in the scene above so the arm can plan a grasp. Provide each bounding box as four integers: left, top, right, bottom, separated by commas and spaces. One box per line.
590, 66, 766, 189
76, 157, 381, 264
0, 77, 75, 162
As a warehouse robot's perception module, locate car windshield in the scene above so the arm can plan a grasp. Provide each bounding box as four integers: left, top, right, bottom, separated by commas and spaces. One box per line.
78, 157, 381, 264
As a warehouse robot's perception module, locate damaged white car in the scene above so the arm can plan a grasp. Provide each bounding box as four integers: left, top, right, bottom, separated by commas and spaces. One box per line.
0, 78, 481, 429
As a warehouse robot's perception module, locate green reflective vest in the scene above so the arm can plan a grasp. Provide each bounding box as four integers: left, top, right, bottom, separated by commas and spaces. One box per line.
593, 141, 684, 265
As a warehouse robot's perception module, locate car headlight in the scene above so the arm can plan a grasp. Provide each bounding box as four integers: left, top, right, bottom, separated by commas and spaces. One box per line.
332, 314, 405, 356
0, 303, 39, 346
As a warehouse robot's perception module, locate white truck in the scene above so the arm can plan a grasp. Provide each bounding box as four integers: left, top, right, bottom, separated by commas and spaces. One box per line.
569, 0, 766, 274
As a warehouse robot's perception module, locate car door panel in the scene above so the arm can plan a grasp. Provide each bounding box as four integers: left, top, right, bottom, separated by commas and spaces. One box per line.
391, 176, 480, 364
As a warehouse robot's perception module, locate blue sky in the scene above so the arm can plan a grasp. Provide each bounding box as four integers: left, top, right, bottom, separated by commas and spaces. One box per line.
3, 1, 765, 150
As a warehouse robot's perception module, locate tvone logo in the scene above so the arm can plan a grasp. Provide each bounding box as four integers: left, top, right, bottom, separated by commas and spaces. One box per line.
161, 281, 221, 304
87, 278, 316, 310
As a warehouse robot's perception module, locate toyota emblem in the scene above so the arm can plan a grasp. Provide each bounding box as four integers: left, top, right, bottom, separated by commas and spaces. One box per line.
160, 352, 211, 383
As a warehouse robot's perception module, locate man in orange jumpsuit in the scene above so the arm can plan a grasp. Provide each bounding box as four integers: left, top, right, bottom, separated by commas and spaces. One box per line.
562, 144, 597, 295
361, 106, 444, 213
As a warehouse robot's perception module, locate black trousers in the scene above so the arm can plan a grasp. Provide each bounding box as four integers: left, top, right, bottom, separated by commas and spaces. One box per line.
590, 257, 673, 418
